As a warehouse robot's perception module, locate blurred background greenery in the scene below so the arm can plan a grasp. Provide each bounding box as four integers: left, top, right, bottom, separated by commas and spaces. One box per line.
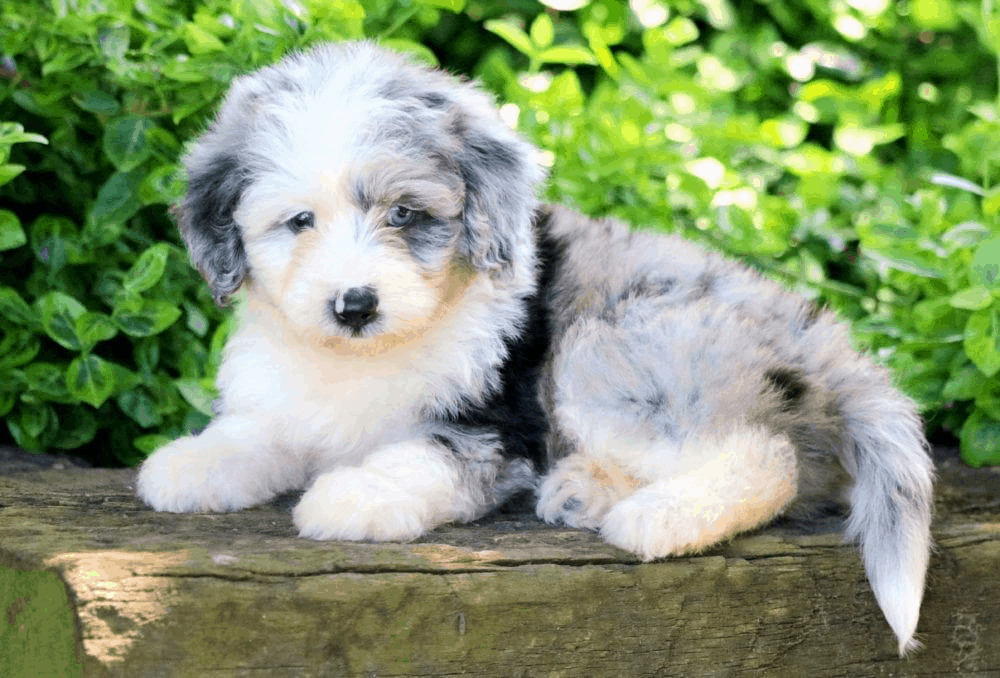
1, 0, 998, 468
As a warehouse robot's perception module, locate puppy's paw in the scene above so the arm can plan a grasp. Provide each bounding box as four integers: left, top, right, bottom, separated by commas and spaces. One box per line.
536, 455, 642, 530
136, 435, 256, 513
536, 471, 602, 529
598, 491, 697, 561
293, 468, 434, 541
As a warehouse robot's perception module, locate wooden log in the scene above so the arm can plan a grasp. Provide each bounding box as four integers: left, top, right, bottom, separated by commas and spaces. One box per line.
1, 446, 998, 677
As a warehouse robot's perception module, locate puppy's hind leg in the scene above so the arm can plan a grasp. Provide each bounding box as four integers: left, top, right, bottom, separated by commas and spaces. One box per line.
598, 426, 798, 559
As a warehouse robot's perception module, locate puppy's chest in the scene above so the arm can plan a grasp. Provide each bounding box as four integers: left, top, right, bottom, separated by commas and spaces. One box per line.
223, 339, 431, 417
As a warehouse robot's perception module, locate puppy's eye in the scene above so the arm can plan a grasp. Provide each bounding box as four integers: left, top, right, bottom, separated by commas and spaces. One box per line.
388, 205, 418, 228
287, 211, 315, 233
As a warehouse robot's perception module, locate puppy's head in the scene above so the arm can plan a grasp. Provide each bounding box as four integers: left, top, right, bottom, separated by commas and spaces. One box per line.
175, 42, 543, 344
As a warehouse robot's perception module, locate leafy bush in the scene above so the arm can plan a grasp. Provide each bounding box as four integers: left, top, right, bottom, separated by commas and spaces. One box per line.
1, 0, 998, 467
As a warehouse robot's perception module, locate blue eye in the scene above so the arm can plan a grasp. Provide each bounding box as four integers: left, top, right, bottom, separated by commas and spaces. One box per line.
388, 205, 418, 228
287, 211, 315, 233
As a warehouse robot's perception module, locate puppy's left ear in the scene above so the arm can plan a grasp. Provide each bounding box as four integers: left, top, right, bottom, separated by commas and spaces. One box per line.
451, 107, 544, 276
172, 139, 251, 307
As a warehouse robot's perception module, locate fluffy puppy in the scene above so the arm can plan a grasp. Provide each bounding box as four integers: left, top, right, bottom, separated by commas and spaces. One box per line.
136, 42, 934, 655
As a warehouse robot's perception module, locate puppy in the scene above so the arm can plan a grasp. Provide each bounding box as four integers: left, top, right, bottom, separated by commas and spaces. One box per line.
136, 41, 934, 655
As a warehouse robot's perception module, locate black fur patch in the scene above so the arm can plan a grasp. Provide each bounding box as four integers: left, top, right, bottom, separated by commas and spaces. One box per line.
603, 276, 678, 317
416, 91, 449, 109
435, 210, 561, 470
764, 367, 809, 412
454, 128, 527, 270
397, 214, 456, 267
800, 301, 824, 332
377, 77, 450, 112
690, 271, 716, 300
180, 151, 253, 305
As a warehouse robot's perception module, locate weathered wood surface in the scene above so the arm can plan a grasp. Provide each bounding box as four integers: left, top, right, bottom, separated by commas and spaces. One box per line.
1, 446, 999, 678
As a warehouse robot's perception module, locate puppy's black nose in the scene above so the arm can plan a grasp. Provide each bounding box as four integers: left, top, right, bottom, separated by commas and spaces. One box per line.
331, 287, 379, 331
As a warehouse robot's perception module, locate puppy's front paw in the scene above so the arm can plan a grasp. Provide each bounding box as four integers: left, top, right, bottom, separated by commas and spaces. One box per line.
536, 469, 601, 529
293, 468, 434, 541
137, 437, 220, 512
536, 455, 641, 530
136, 433, 266, 513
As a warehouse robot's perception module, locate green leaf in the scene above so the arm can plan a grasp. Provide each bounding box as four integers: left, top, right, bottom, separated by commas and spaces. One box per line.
964, 308, 1000, 377
760, 118, 808, 148
30, 215, 84, 270
662, 16, 700, 46
833, 124, 905, 156
862, 246, 944, 278
117, 388, 162, 427
960, 408, 1000, 467
108, 361, 141, 396
41, 50, 90, 76
162, 58, 211, 83
942, 364, 988, 401
134, 434, 172, 455
0, 391, 16, 418
971, 236, 1000, 289
134, 337, 160, 376
0, 164, 26, 187
987, 17, 1000, 54
942, 221, 991, 248
537, 46, 597, 66
912, 0, 958, 30
7, 415, 43, 451
19, 403, 54, 438
929, 172, 985, 195
76, 312, 119, 352
417, 0, 464, 11
950, 287, 994, 311
539, 0, 589, 8
0, 210, 27, 250
66, 354, 116, 408
73, 90, 120, 115
530, 14, 554, 48
112, 299, 182, 337
175, 378, 218, 416
90, 171, 142, 232
139, 165, 184, 205
50, 407, 98, 449
100, 25, 130, 60
123, 243, 170, 293
103, 117, 154, 171
0, 122, 48, 146
0, 330, 41, 370
0, 287, 38, 326
184, 302, 210, 337
182, 23, 226, 54
982, 187, 1000, 215
36, 291, 86, 351
581, 0, 627, 45
24, 363, 76, 404
977, 392, 1000, 421
485, 20, 535, 57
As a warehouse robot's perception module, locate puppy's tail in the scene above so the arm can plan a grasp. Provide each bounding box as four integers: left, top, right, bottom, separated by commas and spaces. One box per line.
840, 389, 934, 656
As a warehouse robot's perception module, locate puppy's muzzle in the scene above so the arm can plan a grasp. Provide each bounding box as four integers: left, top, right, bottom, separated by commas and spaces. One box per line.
329, 286, 379, 332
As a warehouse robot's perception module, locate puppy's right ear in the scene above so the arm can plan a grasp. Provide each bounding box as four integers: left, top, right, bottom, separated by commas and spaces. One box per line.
172, 141, 250, 307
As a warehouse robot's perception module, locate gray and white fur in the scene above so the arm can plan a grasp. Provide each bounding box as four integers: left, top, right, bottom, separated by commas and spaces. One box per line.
136, 42, 934, 655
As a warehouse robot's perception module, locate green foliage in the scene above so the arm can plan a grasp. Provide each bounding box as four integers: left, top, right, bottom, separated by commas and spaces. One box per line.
1, 0, 999, 466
